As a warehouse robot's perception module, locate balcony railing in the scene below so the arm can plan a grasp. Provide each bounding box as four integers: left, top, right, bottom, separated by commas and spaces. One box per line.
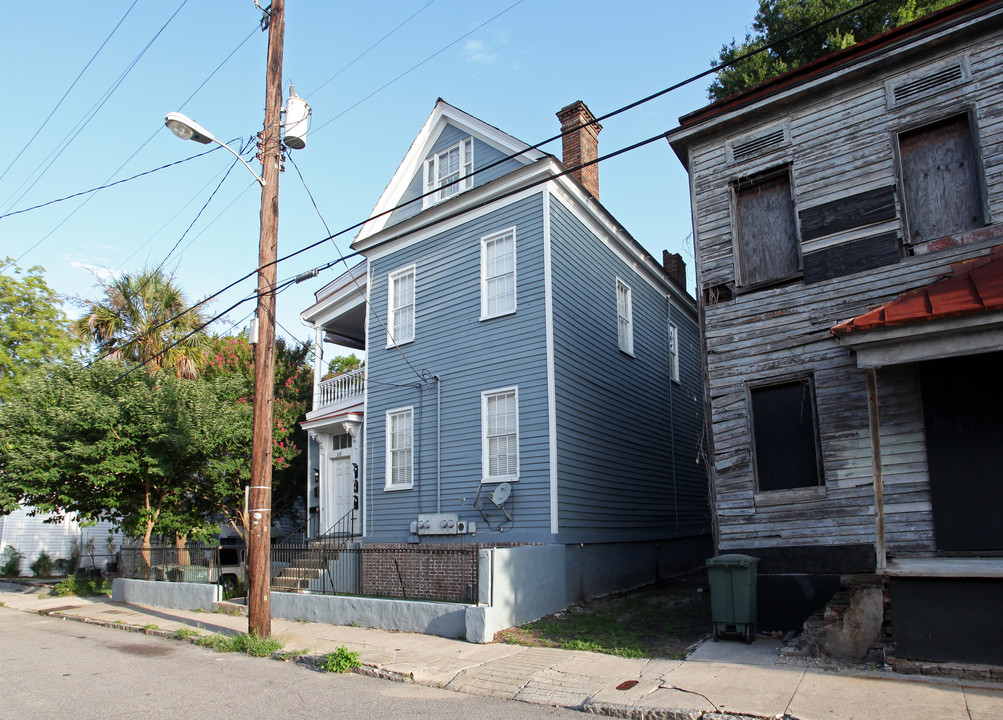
315, 368, 365, 410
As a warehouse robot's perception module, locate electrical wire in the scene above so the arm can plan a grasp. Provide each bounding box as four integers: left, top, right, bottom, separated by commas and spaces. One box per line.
85, 0, 891, 380
0, 0, 139, 186
1, 1, 190, 217
310, 0, 526, 136
306, 0, 436, 101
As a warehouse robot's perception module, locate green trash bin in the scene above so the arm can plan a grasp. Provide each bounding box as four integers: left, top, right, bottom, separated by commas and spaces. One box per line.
706, 554, 758, 644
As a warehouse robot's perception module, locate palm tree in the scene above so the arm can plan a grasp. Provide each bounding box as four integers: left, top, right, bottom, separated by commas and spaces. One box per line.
75, 268, 209, 379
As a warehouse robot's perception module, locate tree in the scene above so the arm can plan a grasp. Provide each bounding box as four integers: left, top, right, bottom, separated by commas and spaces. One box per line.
323, 353, 364, 380
709, 0, 959, 101
203, 333, 313, 538
0, 360, 249, 565
75, 267, 209, 379
0, 258, 78, 401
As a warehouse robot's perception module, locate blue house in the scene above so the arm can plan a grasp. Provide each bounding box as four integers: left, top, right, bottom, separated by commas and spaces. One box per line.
300, 100, 707, 631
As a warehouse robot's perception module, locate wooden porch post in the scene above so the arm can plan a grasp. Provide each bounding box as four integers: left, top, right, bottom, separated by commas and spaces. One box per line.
866, 368, 886, 571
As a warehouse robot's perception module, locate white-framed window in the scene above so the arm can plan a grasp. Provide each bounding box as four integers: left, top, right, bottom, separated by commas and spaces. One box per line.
385, 406, 413, 490
616, 278, 634, 355
481, 228, 517, 319
387, 265, 415, 347
482, 387, 519, 483
668, 322, 680, 383
423, 137, 474, 207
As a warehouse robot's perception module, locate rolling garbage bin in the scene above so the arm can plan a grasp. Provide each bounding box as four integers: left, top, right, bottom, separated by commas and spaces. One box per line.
706, 554, 758, 643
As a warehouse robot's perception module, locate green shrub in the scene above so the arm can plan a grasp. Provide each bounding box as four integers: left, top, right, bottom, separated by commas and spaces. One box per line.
321, 646, 361, 673
53, 557, 75, 575
1, 546, 24, 576
29, 551, 53, 577
52, 573, 111, 597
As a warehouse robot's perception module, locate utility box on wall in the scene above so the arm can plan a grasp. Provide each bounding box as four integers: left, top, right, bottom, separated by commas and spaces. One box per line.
410, 513, 476, 536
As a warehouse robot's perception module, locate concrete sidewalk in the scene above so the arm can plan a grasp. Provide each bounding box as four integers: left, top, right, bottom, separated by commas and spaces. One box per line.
1, 581, 1000, 720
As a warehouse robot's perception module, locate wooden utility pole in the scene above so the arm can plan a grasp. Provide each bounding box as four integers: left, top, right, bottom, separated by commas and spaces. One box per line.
248, 0, 285, 638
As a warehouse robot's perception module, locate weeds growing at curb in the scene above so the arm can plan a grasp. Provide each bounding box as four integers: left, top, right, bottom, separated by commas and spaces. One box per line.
142, 624, 160, 632
53, 574, 111, 597
172, 627, 200, 639
321, 646, 361, 673
193, 632, 283, 657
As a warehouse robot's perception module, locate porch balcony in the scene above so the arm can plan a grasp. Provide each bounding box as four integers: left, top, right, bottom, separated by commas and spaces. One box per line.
301, 259, 367, 419
313, 368, 365, 413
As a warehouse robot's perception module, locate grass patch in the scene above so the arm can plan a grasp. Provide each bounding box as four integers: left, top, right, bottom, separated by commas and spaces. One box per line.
52, 574, 111, 597
193, 632, 283, 657
321, 646, 361, 673
142, 624, 160, 632
496, 572, 711, 659
172, 627, 201, 639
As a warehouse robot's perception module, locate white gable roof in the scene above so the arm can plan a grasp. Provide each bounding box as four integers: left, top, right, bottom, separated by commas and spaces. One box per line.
353, 99, 547, 245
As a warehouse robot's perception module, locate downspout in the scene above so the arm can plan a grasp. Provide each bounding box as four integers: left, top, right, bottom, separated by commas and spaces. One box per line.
668, 298, 679, 530
435, 376, 442, 513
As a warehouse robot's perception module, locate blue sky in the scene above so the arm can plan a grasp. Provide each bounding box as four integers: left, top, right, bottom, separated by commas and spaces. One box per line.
2, 1, 758, 353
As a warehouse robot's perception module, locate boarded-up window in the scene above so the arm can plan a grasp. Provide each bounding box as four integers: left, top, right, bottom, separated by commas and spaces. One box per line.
899, 114, 983, 246
735, 170, 800, 287
750, 378, 821, 492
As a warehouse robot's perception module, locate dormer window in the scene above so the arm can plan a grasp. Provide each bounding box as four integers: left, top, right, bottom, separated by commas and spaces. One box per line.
423, 137, 473, 207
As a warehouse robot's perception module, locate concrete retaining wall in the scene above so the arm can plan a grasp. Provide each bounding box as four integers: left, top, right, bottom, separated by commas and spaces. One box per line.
112, 578, 220, 611
271, 591, 467, 639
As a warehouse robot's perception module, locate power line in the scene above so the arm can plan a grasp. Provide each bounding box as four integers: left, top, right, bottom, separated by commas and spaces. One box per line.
310, 0, 526, 137
0, 1, 190, 217
0, 0, 139, 186
306, 0, 436, 101
86, 0, 890, 377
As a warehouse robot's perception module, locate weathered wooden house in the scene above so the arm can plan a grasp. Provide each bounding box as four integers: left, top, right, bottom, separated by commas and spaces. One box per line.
299, 99, 708, 637
668, 0, 1003, 664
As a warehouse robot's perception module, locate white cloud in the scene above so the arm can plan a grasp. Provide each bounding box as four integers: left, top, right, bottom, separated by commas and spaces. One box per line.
463, 39, 499, 66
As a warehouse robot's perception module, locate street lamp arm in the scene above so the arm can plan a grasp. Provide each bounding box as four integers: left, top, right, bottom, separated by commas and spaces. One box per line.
214, 137, 266, 188
164, 112, 265, 187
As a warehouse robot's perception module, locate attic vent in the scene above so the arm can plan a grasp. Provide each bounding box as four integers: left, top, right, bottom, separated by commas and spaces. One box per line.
727, 125, 789, 165
887, 58, 970, 108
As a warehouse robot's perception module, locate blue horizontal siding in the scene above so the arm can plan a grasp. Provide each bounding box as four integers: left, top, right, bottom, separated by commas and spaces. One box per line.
364, 194, 553, 543
549, 198, 707, 544
385, 123, 530, 228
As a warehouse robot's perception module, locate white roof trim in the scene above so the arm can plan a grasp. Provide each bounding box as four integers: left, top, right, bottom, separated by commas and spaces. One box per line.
355, 99, 547, 244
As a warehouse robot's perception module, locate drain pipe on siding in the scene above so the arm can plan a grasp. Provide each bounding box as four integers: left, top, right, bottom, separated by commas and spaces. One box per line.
668, 298, 679, 530
435, 375, 441, 513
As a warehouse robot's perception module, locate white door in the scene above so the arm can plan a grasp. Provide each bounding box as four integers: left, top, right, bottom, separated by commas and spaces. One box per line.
322, 455, 354, 536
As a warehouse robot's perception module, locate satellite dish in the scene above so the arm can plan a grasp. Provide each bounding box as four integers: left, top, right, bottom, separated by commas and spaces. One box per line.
491, 482, 511, 507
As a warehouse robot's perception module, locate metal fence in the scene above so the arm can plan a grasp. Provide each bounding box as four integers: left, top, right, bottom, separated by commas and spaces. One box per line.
118, 543, 478, 605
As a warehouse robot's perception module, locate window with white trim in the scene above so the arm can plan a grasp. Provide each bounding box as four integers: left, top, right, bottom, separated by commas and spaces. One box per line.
385, 407, 413, 490
482, 388, 519, 483
423, 137, 474, 207
616, 279, 633, 355
387, 266, 415, 346
668, 322, 680, 383
481, 229, 516, 319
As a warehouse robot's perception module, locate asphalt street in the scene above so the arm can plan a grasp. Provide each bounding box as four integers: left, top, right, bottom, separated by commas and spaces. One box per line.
0, 613, 579, 720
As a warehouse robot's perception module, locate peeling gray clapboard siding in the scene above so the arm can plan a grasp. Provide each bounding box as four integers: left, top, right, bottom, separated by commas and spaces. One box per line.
365, 194, 551, 544
384, 123, 531, 229
548, 198, 707, 544
684, 22, 1003, 555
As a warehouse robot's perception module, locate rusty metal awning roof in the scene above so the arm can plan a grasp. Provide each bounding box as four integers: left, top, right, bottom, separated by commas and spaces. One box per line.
832, 246, 1003, 337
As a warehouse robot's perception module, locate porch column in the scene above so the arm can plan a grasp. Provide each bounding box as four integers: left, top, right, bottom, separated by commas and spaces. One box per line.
866, 368, 887, 571
312, 325, 324, 409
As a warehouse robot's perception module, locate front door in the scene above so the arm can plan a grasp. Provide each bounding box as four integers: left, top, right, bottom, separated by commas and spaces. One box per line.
322, 455, 354, 536
920, 351, 1003, 553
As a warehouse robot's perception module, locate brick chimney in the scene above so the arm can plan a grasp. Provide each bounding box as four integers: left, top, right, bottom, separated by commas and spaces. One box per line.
662, 251, 686, 292
556, 101, 602, 199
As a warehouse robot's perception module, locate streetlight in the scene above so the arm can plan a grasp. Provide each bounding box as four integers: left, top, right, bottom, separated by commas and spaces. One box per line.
164, 112, 265, 187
